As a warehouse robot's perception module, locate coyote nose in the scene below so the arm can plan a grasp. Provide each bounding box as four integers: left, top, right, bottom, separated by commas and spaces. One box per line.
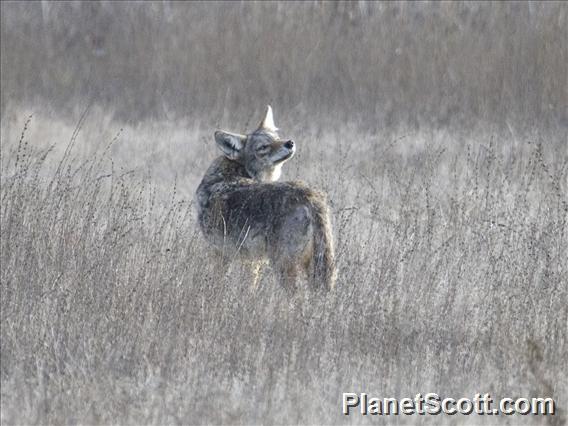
285, 140, 295, 149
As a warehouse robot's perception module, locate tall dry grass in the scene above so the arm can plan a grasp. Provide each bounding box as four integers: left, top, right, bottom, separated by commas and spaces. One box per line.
1, 109, 566, 424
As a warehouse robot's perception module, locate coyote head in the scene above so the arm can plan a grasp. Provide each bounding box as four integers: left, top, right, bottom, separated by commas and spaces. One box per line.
214, 106, 295, 182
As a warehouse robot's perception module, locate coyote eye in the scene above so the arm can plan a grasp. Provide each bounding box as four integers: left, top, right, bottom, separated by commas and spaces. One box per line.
256, 146, 270, 154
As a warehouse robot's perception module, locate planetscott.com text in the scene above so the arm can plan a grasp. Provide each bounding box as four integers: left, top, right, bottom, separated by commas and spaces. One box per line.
342, 393, 555, 416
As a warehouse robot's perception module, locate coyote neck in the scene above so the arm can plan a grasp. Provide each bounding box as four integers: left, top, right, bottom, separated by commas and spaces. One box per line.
201, 156, 251, 185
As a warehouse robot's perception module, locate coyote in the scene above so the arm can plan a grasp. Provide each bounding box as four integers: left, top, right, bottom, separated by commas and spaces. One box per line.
196, 106, 336, 291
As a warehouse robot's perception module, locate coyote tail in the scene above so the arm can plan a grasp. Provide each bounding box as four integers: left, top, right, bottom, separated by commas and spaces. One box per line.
309, 197, 336, 290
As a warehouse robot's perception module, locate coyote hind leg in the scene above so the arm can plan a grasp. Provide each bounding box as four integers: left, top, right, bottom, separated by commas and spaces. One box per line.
271, 205, 312, 293
208, 249, 231, 281
275, 261, 299, 294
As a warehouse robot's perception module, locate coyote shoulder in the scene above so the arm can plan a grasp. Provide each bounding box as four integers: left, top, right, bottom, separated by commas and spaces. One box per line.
196, 106, 336, 291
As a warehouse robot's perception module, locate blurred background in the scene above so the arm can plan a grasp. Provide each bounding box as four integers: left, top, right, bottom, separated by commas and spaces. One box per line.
1, 1, 566, 136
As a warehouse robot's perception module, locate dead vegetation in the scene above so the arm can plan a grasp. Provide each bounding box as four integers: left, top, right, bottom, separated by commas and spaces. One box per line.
1, 1, 567, 424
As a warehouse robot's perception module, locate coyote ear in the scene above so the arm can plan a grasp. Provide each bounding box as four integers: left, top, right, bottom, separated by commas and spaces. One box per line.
258, 105, 278, 132
215, 130, 245, 160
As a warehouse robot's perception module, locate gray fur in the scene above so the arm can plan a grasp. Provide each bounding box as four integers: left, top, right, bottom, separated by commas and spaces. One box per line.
196, 106, 336, 291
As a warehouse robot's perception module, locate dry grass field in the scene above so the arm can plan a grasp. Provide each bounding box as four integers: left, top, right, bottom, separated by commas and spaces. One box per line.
1, 2, 567, 425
